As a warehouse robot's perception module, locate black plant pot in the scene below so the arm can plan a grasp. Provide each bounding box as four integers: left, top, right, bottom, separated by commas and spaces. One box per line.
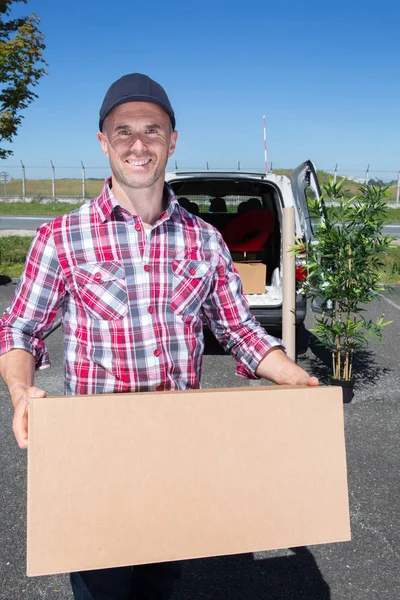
330, 377, 355, 403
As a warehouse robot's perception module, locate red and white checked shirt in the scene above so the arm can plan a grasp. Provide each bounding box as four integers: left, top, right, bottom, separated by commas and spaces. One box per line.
0, 179, 283, 395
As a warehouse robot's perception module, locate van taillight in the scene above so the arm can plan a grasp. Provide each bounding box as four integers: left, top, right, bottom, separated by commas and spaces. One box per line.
295, 242, 307, 282
295, 266, 307, 281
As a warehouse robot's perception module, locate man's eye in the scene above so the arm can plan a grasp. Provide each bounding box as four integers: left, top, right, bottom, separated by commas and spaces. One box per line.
145, 129, 157, 134
118, 130, 130, 136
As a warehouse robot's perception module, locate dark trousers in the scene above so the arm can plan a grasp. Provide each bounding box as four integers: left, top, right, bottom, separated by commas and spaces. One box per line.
70, 562, 182, 600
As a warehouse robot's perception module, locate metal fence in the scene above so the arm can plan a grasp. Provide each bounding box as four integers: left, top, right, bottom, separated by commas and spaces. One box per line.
0, 161, 399, 206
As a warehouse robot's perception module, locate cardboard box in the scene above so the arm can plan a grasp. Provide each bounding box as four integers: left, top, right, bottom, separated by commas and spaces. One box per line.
233, 261, 267, 294
27, 385, 350, 576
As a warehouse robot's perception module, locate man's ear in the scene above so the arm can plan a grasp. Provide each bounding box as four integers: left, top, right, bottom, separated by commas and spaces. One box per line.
97, 131, 109, 157
168, 130, 178, 158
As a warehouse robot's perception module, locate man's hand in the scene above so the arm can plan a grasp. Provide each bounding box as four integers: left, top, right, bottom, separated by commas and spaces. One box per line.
255, 347, 319, 386
11, 386, 46, 449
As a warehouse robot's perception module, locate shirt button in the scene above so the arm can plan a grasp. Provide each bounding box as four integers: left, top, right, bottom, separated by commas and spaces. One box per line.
189, 268, 196, 276
154, 349, 161, 357
135, 223, 141, 231
144, 264, 150, 272
156, 385, 164, 392
94, 272, 102, 282
148, 306, 154, 314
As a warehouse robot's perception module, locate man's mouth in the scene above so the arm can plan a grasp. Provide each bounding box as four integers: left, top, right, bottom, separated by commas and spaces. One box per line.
126, 159, 151, 166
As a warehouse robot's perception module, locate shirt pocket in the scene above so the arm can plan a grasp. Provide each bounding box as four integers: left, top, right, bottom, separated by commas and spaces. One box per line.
73, 261, 128, 320
171, 259, 212, 317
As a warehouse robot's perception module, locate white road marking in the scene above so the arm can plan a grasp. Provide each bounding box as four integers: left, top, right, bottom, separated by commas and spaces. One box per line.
378, 293, 400, 311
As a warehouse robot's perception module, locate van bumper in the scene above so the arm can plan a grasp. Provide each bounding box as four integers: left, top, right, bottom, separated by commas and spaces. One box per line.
248, 294, 307, 332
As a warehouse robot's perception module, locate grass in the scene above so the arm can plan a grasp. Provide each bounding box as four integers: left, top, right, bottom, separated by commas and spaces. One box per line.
379, 245, 400, 284
0, 236, 33, 277
325, 205, 400, 223
385, 207, 400, 223
3, 178, 104, 198
1, 235, 399, 283
0, 202, 84, 215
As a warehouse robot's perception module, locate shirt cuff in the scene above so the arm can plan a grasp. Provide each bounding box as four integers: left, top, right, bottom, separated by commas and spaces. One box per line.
0, 330, 51, 371
235, 335, 286, 379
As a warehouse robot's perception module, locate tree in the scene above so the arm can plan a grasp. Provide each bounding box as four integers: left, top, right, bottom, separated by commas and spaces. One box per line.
0, 0, 47, 159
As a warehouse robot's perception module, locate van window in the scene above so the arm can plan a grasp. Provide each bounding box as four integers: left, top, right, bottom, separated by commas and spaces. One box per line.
304, 186, 322, 234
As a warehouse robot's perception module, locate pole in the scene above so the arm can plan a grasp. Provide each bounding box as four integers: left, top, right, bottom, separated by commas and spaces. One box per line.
396, 170, 400, 208
365, 163, 370, 185
51, 160, 56, 200
263, 115, 268, 173
21, 160, 26, 199
81, 161, 86, 201
3, 173, 5, 199
282, 207, 296, 361
334, 163, 338, 184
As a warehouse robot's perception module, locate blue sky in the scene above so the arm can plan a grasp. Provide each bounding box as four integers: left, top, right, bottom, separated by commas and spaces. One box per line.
1, 0, 399, 181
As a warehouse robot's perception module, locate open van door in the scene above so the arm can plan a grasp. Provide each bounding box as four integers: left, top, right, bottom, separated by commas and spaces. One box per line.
291, 161, 327, 314
290, 160, 324, 241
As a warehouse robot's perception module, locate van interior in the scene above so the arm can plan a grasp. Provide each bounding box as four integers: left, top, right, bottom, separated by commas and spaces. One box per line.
169, 177, 284, 306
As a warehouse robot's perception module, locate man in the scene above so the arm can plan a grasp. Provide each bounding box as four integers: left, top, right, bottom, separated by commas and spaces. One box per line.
0, 73, 318, 600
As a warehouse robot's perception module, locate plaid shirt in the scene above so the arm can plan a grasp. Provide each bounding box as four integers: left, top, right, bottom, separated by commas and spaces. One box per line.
0, 179, 282, 395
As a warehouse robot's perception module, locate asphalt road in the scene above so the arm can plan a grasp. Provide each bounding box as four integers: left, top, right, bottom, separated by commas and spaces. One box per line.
0, 282, 399, 599
0, 215, 400, 240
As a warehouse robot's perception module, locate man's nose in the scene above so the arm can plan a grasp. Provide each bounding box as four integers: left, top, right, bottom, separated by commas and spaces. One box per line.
129, 135, 147, 151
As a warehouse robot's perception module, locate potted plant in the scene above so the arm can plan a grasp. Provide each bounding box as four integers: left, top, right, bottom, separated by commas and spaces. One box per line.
293, 179, 395, 402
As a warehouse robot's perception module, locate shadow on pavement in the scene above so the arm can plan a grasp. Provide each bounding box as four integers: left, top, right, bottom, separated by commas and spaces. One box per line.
0, 275, 12, 286
180, 547, 330, 599
296, 324, 391, 385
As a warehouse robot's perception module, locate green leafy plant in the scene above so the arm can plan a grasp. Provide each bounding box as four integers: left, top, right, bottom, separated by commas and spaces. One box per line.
293, 179, 395, 381
0, 0, 48, 159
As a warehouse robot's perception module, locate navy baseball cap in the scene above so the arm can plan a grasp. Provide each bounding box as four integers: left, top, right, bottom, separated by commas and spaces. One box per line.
99, 73, 176, 131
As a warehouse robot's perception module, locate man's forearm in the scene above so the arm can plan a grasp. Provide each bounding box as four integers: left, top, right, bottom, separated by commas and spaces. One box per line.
0, 349, 36, 406
255, 347, 318, 386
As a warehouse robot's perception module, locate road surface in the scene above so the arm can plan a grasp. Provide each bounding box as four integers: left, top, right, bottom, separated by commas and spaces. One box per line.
1, 215, 400, 238
0, 282, 399, 599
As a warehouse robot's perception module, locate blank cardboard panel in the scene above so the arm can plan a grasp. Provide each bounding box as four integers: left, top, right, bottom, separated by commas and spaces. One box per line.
27, 385, 350, 576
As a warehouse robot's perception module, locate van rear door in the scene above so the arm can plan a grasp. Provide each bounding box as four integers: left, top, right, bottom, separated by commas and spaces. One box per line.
291, 161, 329, 314
290, 160, 324, 240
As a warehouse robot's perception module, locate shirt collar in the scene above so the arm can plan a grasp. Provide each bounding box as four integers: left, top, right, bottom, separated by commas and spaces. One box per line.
93, 177, 179, 224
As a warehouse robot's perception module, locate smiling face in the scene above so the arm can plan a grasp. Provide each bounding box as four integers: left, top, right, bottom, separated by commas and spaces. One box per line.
97, 102, 178, 191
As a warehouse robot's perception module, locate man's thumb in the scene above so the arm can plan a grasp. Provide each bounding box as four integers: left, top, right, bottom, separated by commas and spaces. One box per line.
27, 386, 47, 398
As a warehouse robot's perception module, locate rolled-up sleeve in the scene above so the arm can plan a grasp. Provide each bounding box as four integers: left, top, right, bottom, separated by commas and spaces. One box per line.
202, 235, 285, 379
0, 222, 65, 370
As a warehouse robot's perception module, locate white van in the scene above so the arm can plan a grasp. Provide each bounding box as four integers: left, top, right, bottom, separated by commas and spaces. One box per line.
165, 160, 322, 332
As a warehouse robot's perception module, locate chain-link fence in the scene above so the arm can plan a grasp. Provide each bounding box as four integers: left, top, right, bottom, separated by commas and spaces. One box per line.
0, 162, 399, 206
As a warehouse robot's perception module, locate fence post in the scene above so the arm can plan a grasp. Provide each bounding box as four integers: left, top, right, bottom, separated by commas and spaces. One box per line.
50, 160, 56, 200
81, 161, 86, 201
365, 163, 370, 184
396, 170, 400, 208
334, 163, 338, 184
20, 160, 26, 200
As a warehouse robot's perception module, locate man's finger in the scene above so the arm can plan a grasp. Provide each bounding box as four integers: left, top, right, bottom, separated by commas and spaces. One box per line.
12, 400, 29, 449
307, 376, 319, 386
12, 386, 46, 449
